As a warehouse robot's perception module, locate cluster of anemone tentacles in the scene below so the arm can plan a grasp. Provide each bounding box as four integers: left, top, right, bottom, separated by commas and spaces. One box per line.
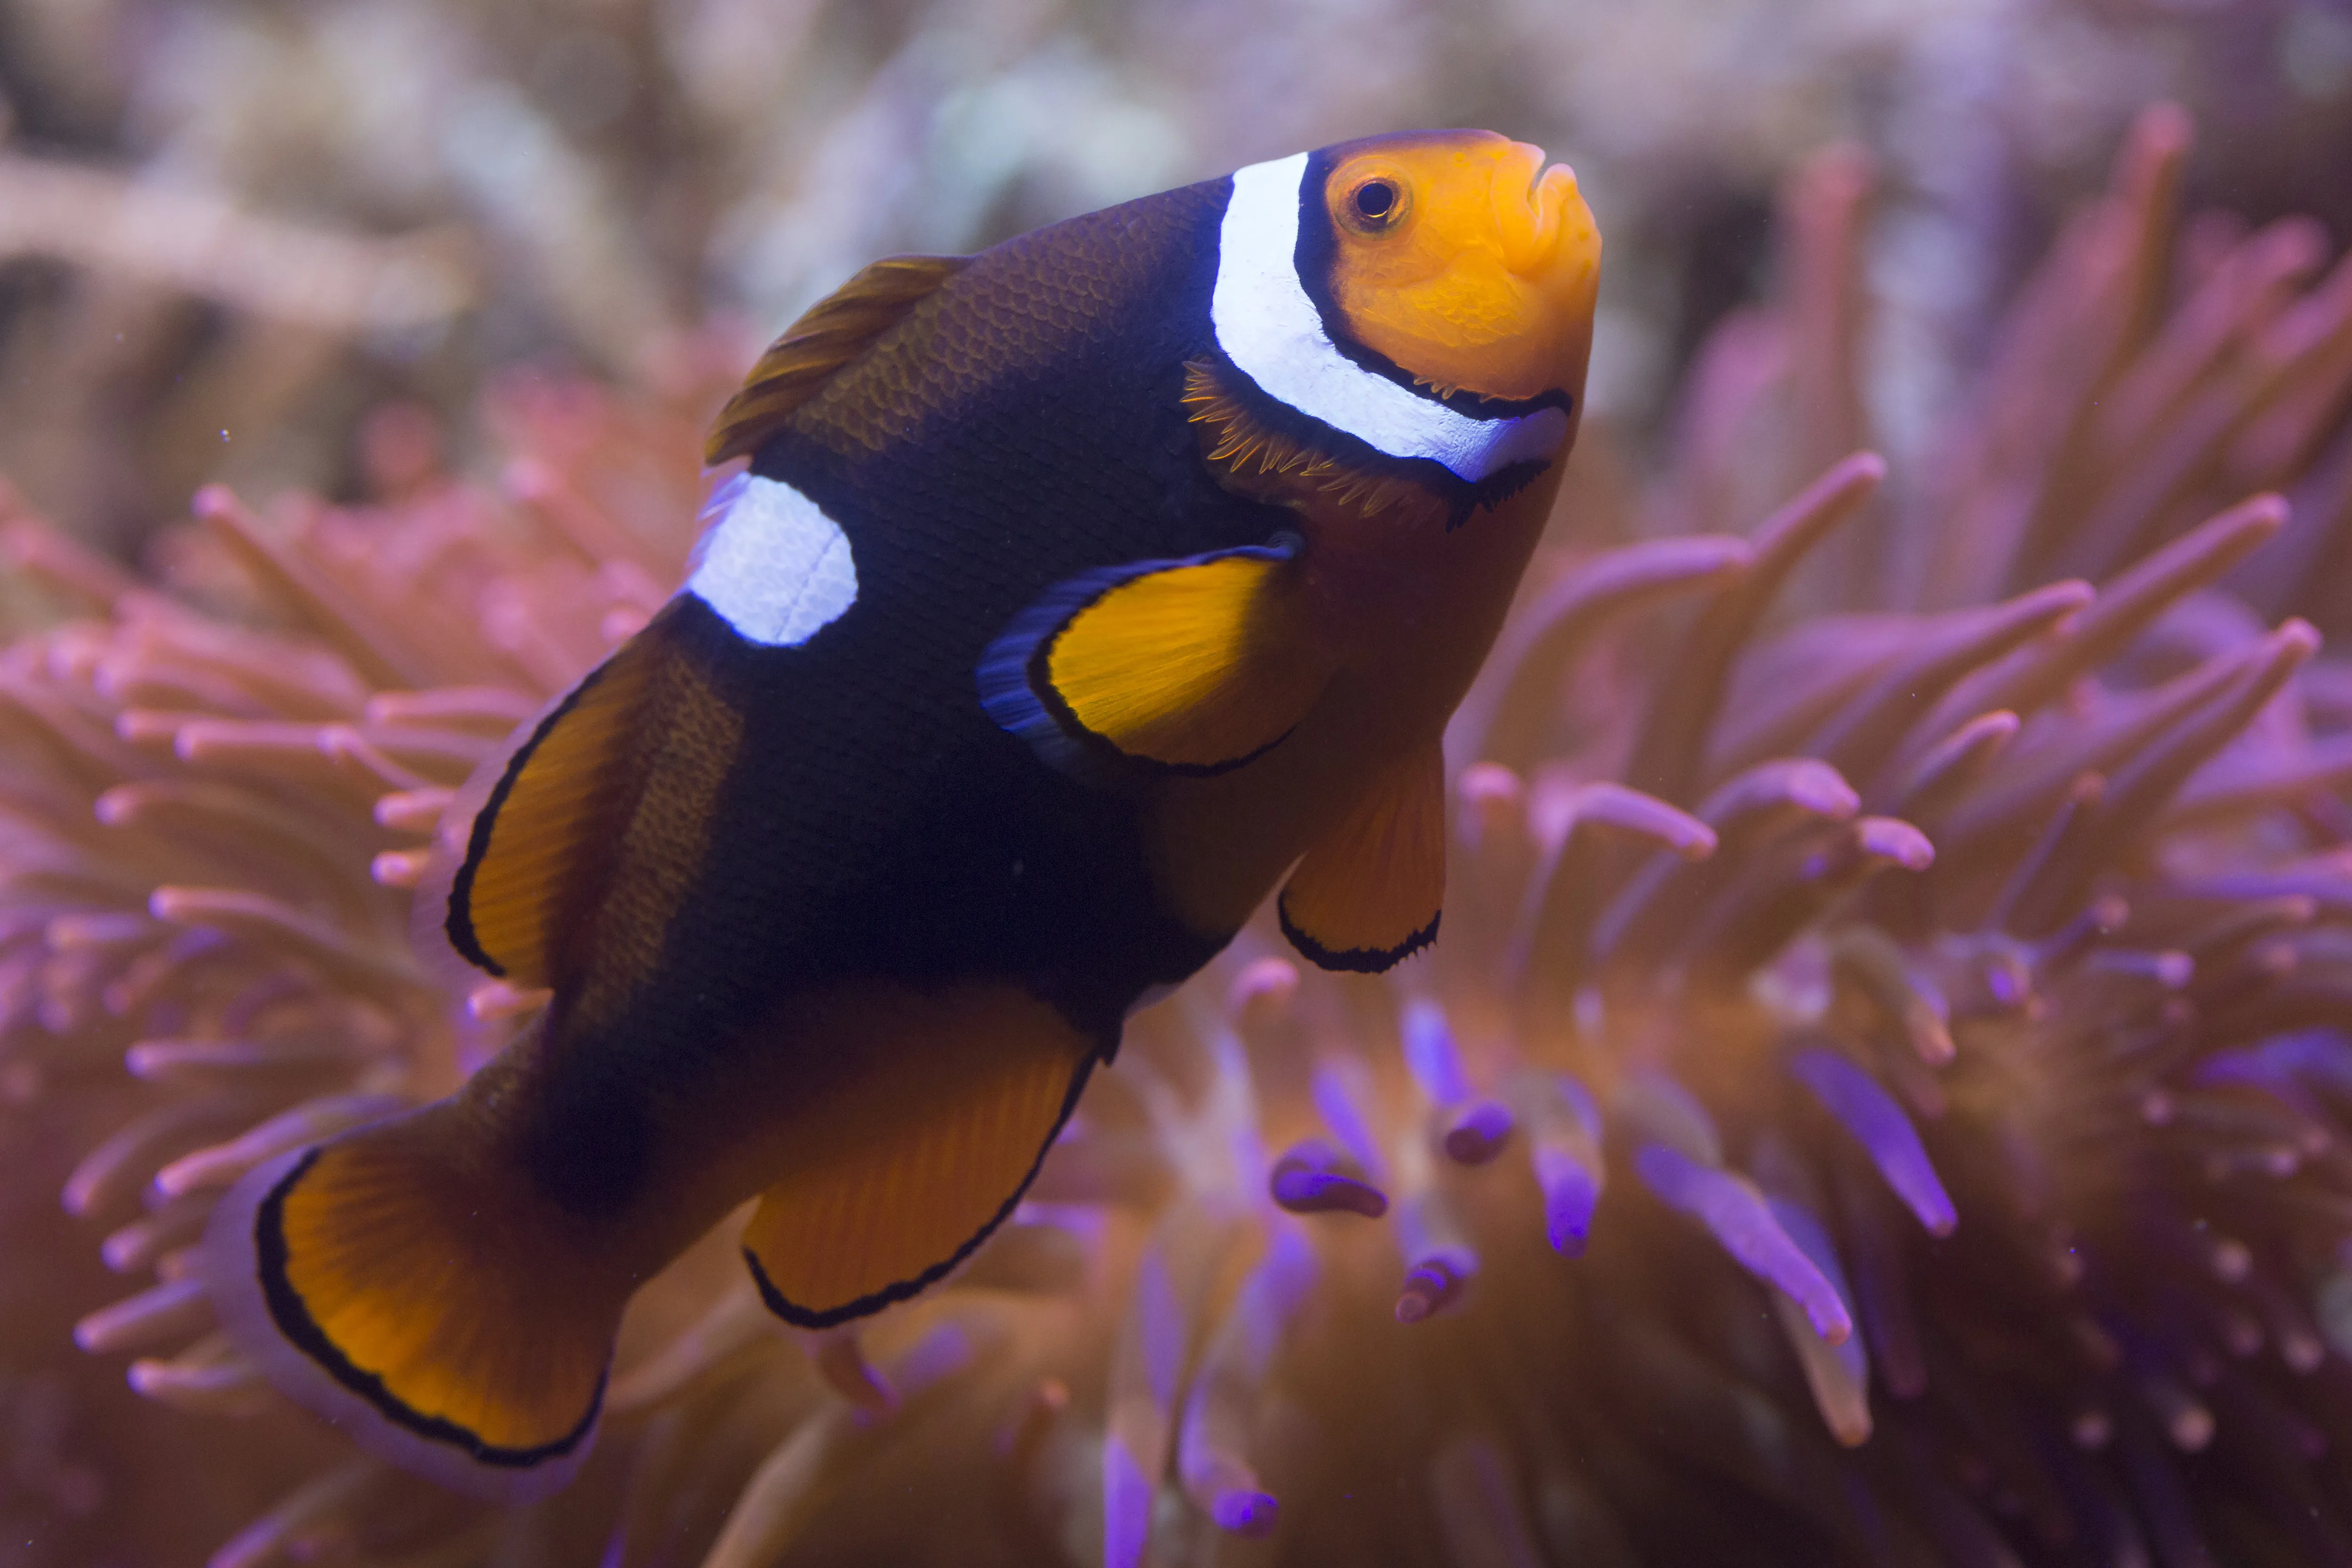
11, 105, 2352, 1567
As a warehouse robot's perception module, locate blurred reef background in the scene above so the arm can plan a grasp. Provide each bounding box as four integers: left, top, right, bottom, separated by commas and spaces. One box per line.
12, 3, 2352, 1567
0, 0, 2348, 564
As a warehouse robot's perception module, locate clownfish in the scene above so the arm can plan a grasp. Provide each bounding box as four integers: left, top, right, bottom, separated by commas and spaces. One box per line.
200, 129, 1600, 1497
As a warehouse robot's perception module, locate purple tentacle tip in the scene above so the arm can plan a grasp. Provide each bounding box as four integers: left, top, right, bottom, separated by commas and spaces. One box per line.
1395, 1252, 1473, 1323
1983, 955, 2029, 1009
1103, 1436, 1152, 1568
1271, 1139, 1389, 1218
1443, 1099, 1516, 1165
1534, 1144, 1600, 1256
1214, 1489, 1281, 1537
1401, 997, 1471, 1106
1789, 1048, 1957, 1236
1635, 1142, 1852, 1343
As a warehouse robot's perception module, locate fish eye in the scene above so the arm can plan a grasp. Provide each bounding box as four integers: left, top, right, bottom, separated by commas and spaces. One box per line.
1335, 170, 1411, 236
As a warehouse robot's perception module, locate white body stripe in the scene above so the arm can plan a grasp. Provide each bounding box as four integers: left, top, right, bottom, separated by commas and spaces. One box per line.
1211, 153, 1568, 484
686, 474, 859, 646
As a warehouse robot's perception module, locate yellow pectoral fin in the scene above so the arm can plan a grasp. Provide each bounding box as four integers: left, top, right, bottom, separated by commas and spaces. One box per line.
979, 536, 1333, 779
739, 985, 1098, 1328
1279, 742, 1447, 972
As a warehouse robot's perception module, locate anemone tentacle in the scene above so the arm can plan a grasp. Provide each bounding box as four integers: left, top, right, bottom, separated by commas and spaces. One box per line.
15, 108, 2352, 1566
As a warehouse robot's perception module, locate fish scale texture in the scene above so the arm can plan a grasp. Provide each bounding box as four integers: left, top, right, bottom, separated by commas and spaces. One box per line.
770, 179, 1251, 741
591, 177, 1255, 1066
415, 173, 1277, 1270
795, 183, 1224, 476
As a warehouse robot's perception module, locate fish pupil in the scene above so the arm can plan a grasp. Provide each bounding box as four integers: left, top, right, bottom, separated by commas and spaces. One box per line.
1354, 181, 1398, 221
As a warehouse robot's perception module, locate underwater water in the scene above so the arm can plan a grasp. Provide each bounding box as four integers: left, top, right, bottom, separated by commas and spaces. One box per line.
6, 2, 2352, 1564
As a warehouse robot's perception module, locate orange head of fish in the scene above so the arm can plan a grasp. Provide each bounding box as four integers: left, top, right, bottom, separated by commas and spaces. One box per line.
1316, 128, 1601, 409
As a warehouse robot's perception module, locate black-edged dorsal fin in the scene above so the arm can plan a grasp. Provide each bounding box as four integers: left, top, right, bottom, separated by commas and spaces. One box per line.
437, 606, 741, 1004
443, 632, 663, 988
706, 255, 972, 465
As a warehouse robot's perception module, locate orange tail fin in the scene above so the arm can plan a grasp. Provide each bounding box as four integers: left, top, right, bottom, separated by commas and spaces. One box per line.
202, 1101, 631, 1500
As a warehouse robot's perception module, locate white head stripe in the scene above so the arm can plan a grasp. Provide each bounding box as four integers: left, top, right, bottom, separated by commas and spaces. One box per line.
686, 474, 859, 646
1210, 153, 1568, 484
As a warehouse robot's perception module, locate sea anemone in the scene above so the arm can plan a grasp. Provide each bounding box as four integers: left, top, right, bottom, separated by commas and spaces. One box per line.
13, 104, 2352, 1566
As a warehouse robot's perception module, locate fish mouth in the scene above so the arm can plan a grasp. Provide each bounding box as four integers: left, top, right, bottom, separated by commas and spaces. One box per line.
1492, 140, 1584, 278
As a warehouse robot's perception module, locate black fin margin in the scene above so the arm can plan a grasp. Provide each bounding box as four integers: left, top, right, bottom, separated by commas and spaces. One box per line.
252, 1148, 605, 1469
742, 1058, 1097, 1329
1277, 897, 1441, 975
976, 535, 1304, 785
442, 665, 616, 979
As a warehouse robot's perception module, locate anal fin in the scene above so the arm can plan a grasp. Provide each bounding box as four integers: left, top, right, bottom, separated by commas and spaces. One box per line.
739, 984, 1097, 1328
979, 535, 1332, 778
1278, 741, 1446, 972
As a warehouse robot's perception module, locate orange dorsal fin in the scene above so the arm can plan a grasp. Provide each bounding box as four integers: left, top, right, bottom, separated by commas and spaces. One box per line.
202, 1099, 628, 1499
738, 983, 1097, 1327
705, 255, 971, 465
1278, 741, 1446, 972
977, 538, 1334, 778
